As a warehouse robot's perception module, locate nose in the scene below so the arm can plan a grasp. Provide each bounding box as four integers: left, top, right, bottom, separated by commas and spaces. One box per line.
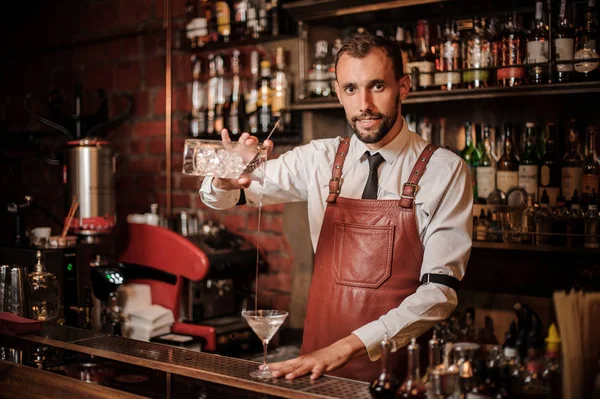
359, 90, 374, 114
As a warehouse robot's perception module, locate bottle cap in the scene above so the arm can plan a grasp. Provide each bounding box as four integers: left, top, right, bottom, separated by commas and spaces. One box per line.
545, 323, 561, 355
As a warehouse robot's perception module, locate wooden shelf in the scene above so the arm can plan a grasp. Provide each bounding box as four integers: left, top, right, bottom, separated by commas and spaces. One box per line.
472, 241, 600, 255
290, 81, 600, 111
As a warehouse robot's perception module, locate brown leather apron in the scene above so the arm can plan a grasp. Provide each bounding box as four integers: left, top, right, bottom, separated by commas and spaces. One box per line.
301, 138, 438, 382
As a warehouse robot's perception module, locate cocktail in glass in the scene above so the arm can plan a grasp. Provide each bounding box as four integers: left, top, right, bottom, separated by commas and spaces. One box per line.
241, 309, 288, 379
182, 139, 267, 178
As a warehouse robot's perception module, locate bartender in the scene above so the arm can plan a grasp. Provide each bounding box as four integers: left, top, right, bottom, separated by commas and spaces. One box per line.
200, 33, 472, 382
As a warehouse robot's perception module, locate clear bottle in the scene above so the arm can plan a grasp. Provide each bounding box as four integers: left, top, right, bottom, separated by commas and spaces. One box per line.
28, 250, 60, 322
397, 339, 427, 398
497, 12, 526, 87
521, 194, 537, 245
206, 54, 218, 136
554, 0, 575, 82
527, 0, 550, 84
463, 16, 491, 89
584, 194, 600, 248
582, 125, 600, 202
257, 59, 273, 134
497, 124, 520, 194
245, 50, 260, 134
435, 21, 462, 91
539, 123, 561, 206
271, 47, 290, 134
227, 50, 245, 136
189, 56, 208, 138
476, 124, 497, 204
369, 335, 399, 399
536, 189, 553, 245
307, 40, 332, 98
461, 122, 481, 200
407, 20, 436, 90
232, 0, 250, 40
574, 0, 599, 80
562, 119, 584, 201
214, 53, 227, 134
519, 123, 540, 200
475, 209, 489, 241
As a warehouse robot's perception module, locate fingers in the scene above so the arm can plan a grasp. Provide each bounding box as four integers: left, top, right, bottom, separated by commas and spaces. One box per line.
269, 359, 300, 377
264, 139, 274, 155
238, 176, 252, 188
285, 363, 315, 380
310, 364, 325, 380
221, 129, 232, 142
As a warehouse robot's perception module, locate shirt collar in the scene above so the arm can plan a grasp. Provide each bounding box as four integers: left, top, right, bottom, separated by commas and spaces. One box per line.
350, 115, 412, 165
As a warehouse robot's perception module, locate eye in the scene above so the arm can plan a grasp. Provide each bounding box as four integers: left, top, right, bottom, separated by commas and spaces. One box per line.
344, 86, 355, 94
372, 84, 384, 92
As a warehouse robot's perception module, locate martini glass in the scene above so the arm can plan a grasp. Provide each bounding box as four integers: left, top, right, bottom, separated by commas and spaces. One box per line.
242, 309, 288, 379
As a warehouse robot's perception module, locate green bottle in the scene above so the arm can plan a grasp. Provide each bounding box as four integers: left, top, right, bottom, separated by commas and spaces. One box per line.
461, 122, 482, 201
518, 123, 540, 200
476, 124, 496, 204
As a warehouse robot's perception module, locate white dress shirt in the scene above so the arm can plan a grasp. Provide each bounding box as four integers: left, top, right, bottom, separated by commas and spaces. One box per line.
200, 117, 473, 361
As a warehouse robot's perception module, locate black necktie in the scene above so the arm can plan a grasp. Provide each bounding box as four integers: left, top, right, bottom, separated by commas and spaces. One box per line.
361, 152, 385, 199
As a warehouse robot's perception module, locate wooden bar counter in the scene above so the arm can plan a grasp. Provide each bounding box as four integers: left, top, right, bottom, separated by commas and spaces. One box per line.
0, 324, 371, 399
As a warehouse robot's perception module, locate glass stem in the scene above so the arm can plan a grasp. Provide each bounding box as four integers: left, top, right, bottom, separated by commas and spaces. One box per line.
262, 340, 269, 370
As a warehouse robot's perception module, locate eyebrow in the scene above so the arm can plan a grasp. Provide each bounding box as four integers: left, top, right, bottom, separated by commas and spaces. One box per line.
342, 79, 385, 90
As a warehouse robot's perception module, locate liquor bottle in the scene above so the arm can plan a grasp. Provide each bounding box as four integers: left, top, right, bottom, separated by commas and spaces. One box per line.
190, 56, 208, 138
487, 210, 502, 242
461, 122, 481, 200
574, 0, 599, 80
247, 0, 260, 38
272, 47, 290, 134
527, 0, 550, 84
542, 324, 562, 399
582, 125, 600, 201
463, 16, 491, 89
568, 190, 586, 247
227, 50, 244, 136
466, 359, 494, 399
406, 20, 436, 90
214, 54, 228, 134
519, 123, 540, 199
562, 119, 584, 201
214, 0, 232, 43
497, 12, 526, 87
199, 0, 218, 44
28, 251, 60, 322
396, 27, 410, 75
232, 0, 249, 40
552, 196, 570, 246
329, 38, 343, 95
185, 0, 202, 48
435, 21, 462, 91
396, 339, 427, 398
245, 50, 260, 134
206, 54, 217, 136
522, 194, 537, 245
584, 194, 600, 248
307, 40, 332, 97
497, 124, 520, 194
369, 335, 399, 399
555, 0, 575, 82
404, 28, 417, 69
475, 209, 489, 241
487, 17, 500, 70
476, 124, 496, 204
539, 123, 562, 206
257, 59, 273, 134
536, 189, 553, 245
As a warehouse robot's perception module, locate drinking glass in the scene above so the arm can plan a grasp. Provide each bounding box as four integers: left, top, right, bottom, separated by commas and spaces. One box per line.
241, 309, 288, 379
182, 139, 267, 179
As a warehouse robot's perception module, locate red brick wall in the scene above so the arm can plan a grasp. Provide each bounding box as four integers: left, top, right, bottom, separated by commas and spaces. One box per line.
0, 0, 292, 311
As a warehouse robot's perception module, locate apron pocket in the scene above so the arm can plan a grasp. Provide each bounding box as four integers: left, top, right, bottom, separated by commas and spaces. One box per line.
332, 222, 394, 289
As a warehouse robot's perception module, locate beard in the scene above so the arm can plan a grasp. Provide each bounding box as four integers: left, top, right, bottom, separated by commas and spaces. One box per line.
349, 94, 400, 144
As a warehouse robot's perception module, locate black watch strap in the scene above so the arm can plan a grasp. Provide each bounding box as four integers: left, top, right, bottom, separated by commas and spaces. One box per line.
236, 189, 247, 206
420, 273, 459, 291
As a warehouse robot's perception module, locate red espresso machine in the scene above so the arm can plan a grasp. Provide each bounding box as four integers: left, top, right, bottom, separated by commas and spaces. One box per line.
120, 222, 264, 355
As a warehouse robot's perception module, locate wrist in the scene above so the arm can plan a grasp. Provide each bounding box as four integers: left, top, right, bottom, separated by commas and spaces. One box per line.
212, 178, 231, 191
340, 334, 367, 359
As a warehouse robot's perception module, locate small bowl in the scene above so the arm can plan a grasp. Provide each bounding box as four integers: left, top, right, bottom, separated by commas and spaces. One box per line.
48, 235, 77, 248
182, 139, 267, 179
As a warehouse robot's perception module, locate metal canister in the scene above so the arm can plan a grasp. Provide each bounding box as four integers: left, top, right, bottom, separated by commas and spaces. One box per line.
65, 138, 117, 235
4, 265, 31, 318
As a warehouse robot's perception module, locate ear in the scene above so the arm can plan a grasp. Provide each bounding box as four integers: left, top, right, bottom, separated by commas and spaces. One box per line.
398, 75, 410, 101
335, 80, 342, 105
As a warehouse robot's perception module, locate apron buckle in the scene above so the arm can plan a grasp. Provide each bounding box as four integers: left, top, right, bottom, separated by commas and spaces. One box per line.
329, 177, 343, 194
401, 182, 418, 199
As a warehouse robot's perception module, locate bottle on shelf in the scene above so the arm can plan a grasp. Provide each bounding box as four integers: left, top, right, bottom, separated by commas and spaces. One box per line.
522, 194, 537, 245
407, 20, 436, 91
527, 0, 550, 84
497, 123, 520, 194
475, 209, 489, 241
232, 0, 250, 41
574, 0, 599, 81
214, 53, 228, 134
185, 0, 202, 48
461, 122, 481, 200
463, 16, 491, 89
435, 21, 462, 91
476, 124, 497, 204
257, 59, 273, 134
395, 27, 410, 75
272, 46, 290, 134
190, 56, 208, 138
568, 190, 585, 247
582, 125, 600, 202
552, 195, 570, 246
497, 12, 526, 87
329, 38, 343, 95
554, 0, 575, 83
519, 122, 540, 200
227, 49, 245, 136
536, 189, 553, 245
487, 210, 503, 242
268, 0, 280, 37
369, 335, 399, 399
562, 119, 584, 201
396, 338, 427, 398
199, 0, 218, 44
584, 194, 600, 248
206, 54, 218, 136
539, 123, 562, 206
245, 50, 260, 134
214, 0, 232, 43
307, 40, 332, 98
28, 251, 60, 322
542, 324, 562, 399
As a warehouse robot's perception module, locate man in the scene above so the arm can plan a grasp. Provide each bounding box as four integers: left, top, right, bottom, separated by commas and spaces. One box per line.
200, 33, 472, 382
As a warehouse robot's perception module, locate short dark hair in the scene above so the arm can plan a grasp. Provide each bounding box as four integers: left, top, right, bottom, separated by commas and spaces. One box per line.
335, 33, 404, 81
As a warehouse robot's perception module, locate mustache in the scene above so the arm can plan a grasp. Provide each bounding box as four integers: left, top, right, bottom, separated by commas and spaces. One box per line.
352, 112, 383, 122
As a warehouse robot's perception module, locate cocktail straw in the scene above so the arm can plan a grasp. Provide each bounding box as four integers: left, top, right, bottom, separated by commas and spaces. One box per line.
264, 118, 281, 143
62, 196, 79, 238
